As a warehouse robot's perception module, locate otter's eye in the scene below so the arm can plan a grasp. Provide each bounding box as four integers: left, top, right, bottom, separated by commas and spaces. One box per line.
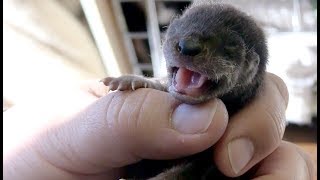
224, 43, 240, 53
223, 32, 245, 54
224, 39, 240, 48
224, 46, 238, 52
223, 44, 242, 58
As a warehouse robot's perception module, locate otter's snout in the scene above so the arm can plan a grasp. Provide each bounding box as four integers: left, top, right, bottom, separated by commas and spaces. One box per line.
177, 38, 202, 56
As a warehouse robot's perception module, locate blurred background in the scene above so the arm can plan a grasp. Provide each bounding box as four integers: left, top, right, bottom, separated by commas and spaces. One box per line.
3, 0, 317, 162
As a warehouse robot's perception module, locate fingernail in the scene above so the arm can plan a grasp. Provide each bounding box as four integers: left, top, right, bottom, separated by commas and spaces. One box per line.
172, 100, 218, 134
228, 138, 254, 174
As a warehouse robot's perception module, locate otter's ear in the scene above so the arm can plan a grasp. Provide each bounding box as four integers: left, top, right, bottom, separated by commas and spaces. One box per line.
245, 49, 260, 67
242, 50, 260, 84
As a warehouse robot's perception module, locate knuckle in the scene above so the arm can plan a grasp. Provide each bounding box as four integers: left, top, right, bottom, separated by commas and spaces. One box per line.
267, 73, 289, 108
264, 105, 286, 146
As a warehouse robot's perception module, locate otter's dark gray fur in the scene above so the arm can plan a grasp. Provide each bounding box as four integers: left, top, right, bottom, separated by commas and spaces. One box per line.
102, 2, 268, 179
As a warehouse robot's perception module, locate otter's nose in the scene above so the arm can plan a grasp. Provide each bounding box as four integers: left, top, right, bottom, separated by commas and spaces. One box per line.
177, 39, 202, 56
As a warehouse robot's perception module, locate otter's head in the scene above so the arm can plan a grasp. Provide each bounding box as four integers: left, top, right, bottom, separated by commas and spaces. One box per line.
163, 3, 268, 104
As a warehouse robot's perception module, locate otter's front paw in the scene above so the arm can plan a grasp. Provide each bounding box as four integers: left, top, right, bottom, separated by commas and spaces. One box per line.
100, 75, 151, 91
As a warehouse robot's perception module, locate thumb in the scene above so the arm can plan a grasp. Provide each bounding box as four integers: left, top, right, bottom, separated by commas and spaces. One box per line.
35, 89, 228, 175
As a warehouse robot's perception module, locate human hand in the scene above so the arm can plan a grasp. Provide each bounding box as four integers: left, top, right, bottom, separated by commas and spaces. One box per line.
3, 73, 316, 180
3, 79, 228, 180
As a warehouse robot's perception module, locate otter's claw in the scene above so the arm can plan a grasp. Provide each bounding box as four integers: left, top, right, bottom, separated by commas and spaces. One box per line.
100, 75, 151, 91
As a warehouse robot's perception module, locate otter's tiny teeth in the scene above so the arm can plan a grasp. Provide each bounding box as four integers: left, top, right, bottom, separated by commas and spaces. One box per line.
131, 83, 135, 91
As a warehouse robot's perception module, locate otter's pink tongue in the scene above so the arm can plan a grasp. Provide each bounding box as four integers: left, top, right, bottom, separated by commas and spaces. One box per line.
174, 67, 207, 94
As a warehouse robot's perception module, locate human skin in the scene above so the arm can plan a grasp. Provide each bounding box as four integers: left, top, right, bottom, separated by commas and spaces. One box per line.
3, 73, 316, 180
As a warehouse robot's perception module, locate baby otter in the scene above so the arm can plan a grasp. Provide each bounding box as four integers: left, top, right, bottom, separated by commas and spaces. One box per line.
102, 2, 268, 179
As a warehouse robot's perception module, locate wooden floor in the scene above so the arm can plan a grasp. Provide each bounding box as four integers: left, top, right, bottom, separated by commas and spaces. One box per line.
283, 123, 317, 166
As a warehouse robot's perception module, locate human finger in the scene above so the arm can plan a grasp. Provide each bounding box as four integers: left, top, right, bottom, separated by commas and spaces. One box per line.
214, 73, 289, 177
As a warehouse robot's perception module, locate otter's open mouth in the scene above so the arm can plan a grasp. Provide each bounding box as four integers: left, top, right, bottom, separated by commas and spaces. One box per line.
171, 67, 219, 98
